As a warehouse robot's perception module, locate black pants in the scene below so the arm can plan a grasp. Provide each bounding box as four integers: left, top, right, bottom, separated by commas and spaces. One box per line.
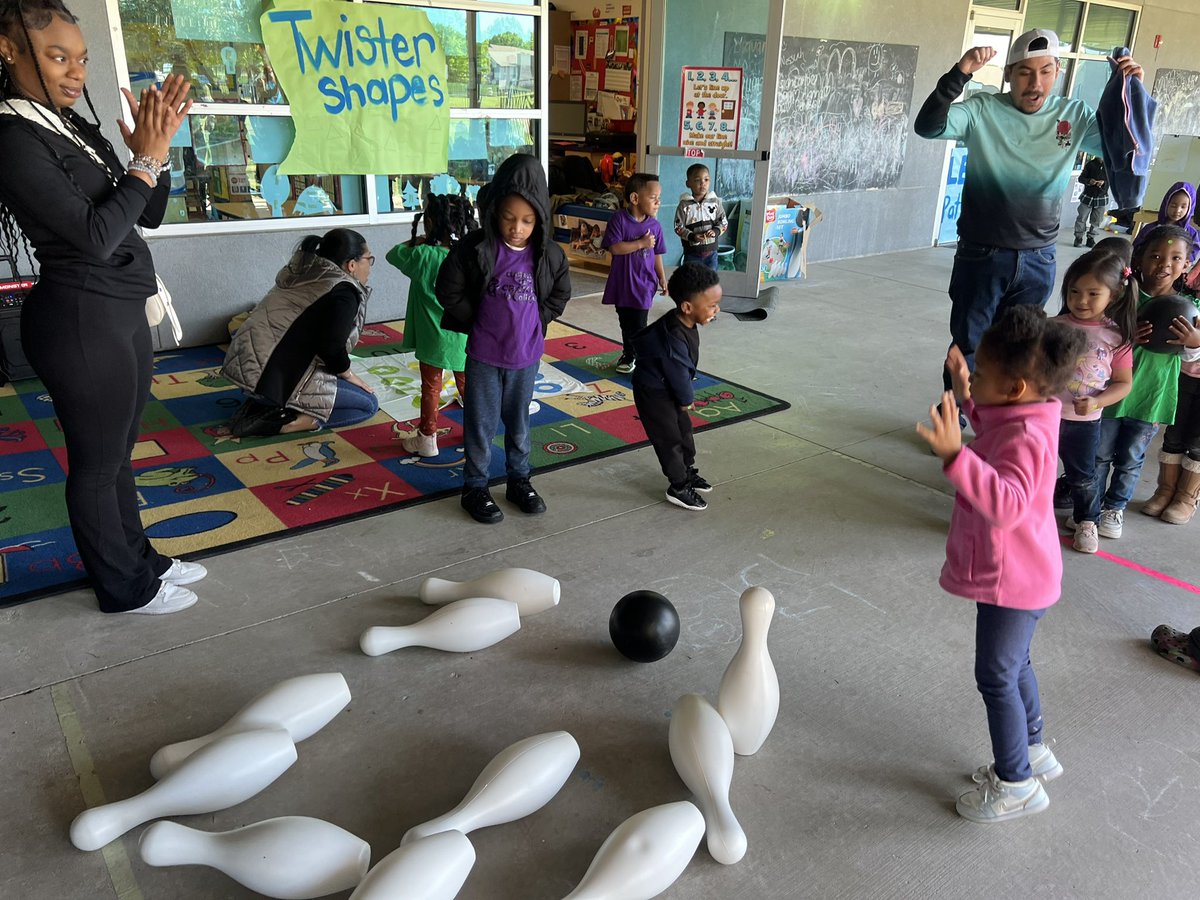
21, 284, 169, 612
633, 385, 695, 488
616, 306, 648, 357
1163, 373, 1200, 460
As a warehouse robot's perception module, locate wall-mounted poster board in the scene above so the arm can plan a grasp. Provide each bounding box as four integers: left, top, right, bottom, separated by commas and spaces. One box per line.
678, 66, 742, 152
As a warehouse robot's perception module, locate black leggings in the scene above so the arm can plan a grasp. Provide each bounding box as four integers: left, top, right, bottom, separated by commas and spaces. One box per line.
616, 306, 649, 356
1163, 373, 1200, 460
21, 284, 170, 612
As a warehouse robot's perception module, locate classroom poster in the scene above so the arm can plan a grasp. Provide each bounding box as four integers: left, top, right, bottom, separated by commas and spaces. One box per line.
260, 0, 449, 175
678, 66, 742, 152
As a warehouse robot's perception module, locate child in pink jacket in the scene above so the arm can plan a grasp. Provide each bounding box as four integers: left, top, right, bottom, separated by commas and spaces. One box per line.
918, 306, 1087, 824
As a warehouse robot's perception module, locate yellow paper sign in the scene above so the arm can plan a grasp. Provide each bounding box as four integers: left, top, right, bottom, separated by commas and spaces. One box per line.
261, 0, 449, 175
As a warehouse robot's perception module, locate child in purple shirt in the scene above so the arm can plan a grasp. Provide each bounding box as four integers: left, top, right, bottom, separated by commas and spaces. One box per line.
438, 154, 572, 524
602, 173, 667, 374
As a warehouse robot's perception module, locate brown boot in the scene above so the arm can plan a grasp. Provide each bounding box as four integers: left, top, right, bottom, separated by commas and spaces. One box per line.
1142, 451, 1183, 517
1162, 457, 1200, 525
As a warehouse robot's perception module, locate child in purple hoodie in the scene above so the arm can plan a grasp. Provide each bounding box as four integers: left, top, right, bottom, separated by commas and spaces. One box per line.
1131, 181, 1199, 267
918, 306, 1087, 824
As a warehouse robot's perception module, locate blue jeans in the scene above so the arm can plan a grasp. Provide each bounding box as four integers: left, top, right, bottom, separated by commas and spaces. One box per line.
1059, 418, 1101, 523
944, 240, 1056, 390
683, 250, 718, 271
976, 603, 1046, 782
324, 379, 379, 429
463, 356, 538, 489
1096, 416, 1160, 510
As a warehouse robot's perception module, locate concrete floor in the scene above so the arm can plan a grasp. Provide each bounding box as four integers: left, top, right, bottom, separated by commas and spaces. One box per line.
3, 243, 1199, 899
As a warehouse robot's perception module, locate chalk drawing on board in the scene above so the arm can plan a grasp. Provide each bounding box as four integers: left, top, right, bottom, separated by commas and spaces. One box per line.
1151, 68, 1200, 139
720, 34, 919, 200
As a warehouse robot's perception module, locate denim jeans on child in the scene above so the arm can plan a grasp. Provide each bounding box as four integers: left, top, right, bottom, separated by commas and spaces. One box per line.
683, 250, 718, 272
975, 603, 1047, 783
1096, 416, 1160, 510
1059, 418, 1102, 523
462, 356, 538, 489
944, 240, 1056, 390
324, 379, 379, 429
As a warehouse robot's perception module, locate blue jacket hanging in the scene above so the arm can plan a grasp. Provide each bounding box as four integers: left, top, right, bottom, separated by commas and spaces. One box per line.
1096, 46, 1156, 209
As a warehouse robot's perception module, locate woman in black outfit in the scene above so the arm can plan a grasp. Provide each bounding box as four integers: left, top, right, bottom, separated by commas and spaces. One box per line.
0, 0, 203, 614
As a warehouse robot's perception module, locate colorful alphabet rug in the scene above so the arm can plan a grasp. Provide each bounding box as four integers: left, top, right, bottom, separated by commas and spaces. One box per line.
0, 320, 789, 605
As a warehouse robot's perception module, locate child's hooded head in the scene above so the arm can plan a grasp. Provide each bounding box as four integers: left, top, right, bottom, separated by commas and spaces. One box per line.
484, 154, 551, 252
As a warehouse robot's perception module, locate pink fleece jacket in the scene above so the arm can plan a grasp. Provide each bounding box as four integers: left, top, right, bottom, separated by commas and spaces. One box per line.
939, 397, 1063, 610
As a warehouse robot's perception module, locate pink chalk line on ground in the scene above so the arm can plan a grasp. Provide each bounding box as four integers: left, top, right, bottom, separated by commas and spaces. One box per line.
1059, 535, 1200, 595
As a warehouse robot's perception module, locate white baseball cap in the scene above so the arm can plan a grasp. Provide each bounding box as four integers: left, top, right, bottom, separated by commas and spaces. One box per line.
1006, 29, 1061, 66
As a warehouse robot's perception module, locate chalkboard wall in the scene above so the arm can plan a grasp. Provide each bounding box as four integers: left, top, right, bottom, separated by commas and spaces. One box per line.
721, 33, 919, 200
1152, 68, 1200, 138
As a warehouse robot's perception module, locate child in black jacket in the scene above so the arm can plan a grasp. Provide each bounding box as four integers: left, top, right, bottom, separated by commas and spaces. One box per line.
632, 263, 723, 510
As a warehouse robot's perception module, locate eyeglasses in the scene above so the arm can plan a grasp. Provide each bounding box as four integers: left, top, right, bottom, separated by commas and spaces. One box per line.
358, 254, 376, 267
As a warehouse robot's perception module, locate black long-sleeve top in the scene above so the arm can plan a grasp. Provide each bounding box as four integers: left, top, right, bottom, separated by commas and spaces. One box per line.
0, 107, 169, 299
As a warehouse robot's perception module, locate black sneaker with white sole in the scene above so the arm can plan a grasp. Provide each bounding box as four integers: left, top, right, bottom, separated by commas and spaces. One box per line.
461, 487, 504, 524
666, 484, 707, 510
506, 478, 546, 514
615, 354, 636, 374
687, 467, 713, 493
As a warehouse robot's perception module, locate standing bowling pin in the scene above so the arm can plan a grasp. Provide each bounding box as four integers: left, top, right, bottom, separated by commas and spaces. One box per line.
420, 567, 560, 617
562, 801, 705, 900
717, 586, 780, 756
139, 816, 370, 899
150, 672, 351, 778
361, 597, 520, 657
70, 728, 297, 851
402, 731, 580, 845
349, 831, 475, 900
668, 694, 746, 865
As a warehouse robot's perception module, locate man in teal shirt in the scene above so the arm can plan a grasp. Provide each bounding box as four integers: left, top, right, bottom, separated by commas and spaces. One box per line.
915, 30, 1144, 397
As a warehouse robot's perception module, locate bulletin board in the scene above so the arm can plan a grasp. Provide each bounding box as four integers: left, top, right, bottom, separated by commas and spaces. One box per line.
571, 17, 638, 127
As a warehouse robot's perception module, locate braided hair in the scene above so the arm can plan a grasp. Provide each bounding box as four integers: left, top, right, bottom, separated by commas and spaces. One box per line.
0, 0, 125, 273
411, 192, 479, 247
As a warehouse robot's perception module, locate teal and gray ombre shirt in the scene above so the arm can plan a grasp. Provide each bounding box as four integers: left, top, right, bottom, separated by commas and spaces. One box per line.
916, 67, 1103, 250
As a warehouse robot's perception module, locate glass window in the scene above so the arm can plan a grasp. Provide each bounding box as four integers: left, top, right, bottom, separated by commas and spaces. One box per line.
163, 114, 366, 223
376, 117, 537, 213
477, 13, 536, 109
1070, 58, 1109, 108
424, 8, 470, 108
1025, 0, 1082, 53
1081, 6, 1135, 56
971, 0, 1020, 9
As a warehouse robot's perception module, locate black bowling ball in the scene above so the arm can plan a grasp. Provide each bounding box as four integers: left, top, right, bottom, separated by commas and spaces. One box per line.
1139, 294, 1198, 355
609, 590, 680, 663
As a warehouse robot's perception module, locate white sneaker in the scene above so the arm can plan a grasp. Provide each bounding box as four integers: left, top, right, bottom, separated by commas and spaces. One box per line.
402, 430, 439, 458
1073, 521, 1099, 554
122, 582, 198, 615
1062, 515, 1078, 532
1098, 507, 1124, 539
957, 769, 1049, 823
161, 558, 208, 586
972, 742, 1063, 785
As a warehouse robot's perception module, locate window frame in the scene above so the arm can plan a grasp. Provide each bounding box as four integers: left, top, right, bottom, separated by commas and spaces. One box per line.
105, 0, 549, 237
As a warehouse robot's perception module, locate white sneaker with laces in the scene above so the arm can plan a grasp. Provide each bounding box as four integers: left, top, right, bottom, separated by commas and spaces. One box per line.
161, 558, 208, 586
972, 741, 1063, 785
122, 581, 198, 615
1098, 507, 1124, 538
957, 768, 1049, 823
1073, 521, 1099, 554
402, 430, 439, 458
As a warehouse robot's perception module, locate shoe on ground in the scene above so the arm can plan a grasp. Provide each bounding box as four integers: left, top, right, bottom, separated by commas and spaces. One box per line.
687, 467, 713, 493
1098, 507, 1124, 538
122, 581, 198, 615
461, 487, 504, 524
1062, 514, 1078, 532
1150, 624, 1200, 673
972, 742, 1063, 785
402, 430, 439, 458
1086, 235, 1096, 247
666, 484, 707, 511
228, 399, 298, 438
1073, 520, 1099, 554
1073, 236, 1083, 247
161, 558, 207, 586
506, 478, 546, 514
1053, 475, 1072, 510
615, 354, 636, 374
957, 769, 1049, 823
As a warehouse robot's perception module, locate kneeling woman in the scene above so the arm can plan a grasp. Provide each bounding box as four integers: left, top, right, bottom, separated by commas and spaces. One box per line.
223, 228, 378, 436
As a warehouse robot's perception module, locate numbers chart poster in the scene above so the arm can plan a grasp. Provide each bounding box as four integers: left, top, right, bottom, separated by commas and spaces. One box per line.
678, 67, 742, 152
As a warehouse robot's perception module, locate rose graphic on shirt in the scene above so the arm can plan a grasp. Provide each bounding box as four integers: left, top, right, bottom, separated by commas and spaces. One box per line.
1056, 120, 1072, 149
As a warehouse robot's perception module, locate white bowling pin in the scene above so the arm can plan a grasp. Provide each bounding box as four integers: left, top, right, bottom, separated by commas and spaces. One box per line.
360, 597, 520, 657
139, 817, 370, 899
349, 831, 475, 900
717, 587, 780, 756
402, 731, 580, 845
668, 694, 746, 865
150, 672, 352, 778
420, 567, 560, 617
70, 728, 297, 852
562, 801, 705, 900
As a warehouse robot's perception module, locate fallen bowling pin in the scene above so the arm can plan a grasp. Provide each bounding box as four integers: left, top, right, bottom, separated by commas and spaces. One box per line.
420, 567, 560, 617
361, 597, 521, 657
139, 816, 370, 899
71, 728, 297, 852
668, 693, 746, 865
150, 672, 351, 778
717, 586, 780, 756
562, 801, 705, 900
349, 830, 475, 900
402, 731, 580, 845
